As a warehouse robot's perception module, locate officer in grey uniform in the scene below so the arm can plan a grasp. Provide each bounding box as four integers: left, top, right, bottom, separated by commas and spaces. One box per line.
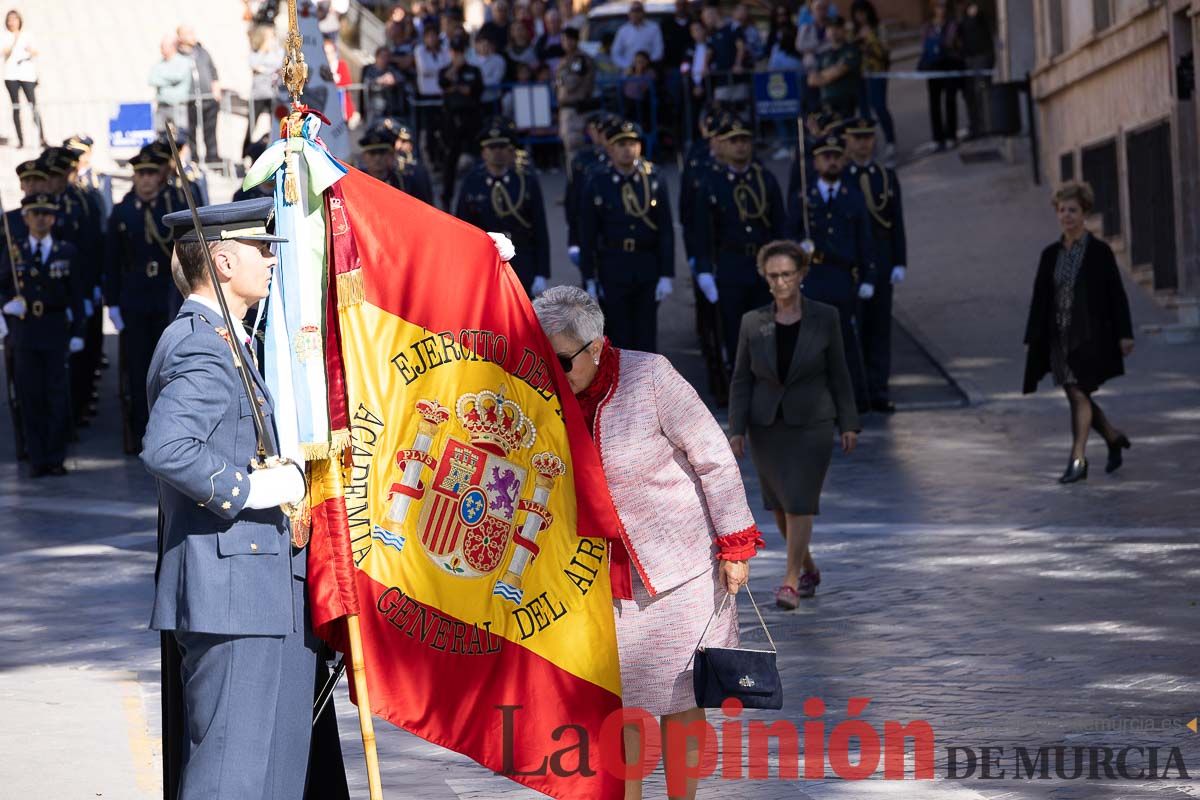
145, 197, 316, 799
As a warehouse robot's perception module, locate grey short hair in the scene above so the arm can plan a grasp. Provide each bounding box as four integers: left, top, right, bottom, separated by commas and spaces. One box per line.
532, 285, 605, 345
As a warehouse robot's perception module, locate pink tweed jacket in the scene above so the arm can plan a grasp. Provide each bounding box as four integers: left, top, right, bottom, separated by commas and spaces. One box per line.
593, 350, 762, 597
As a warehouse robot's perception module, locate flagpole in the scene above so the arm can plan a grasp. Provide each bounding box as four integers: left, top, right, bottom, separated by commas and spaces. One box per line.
282, 2, 382, 797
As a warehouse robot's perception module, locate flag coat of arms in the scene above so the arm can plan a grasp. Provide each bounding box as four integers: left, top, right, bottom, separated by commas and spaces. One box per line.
307, 167, 625, 798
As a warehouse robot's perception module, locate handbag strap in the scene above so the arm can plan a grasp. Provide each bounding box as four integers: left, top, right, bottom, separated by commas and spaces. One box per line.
694, 589, 778, 654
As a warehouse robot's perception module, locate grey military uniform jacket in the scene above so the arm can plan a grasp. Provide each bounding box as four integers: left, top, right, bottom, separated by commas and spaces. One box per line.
143, 298, 304, 636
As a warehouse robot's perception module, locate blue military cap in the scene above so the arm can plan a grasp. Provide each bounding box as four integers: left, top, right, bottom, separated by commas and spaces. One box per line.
713, 113, 752, 140
359, 127, 396, 152
162, 197, 287, 243
21, 193, 60, 214
599, 114, 626, 139
63, 134, 94, 154
130, 147, 167, 172
813, 134, 845, 156
15, 159, 45, 180
844, 117, 876, 136
479, 116, 517, 147
40, 147, 75, 175
608, 119, 644, 144
374, 117, 413, 141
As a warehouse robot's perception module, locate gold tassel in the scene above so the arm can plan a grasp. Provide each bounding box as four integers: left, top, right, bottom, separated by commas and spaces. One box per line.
301, 440, 333, 462
284, 149, 300, 204
329, 428, 351, 457
337, 268, 364, 308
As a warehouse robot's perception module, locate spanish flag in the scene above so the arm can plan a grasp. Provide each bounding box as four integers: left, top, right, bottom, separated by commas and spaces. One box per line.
308, 167, 625, 798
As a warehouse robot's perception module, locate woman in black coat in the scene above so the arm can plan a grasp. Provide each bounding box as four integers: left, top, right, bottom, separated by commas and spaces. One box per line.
1023, 181, 1134, 483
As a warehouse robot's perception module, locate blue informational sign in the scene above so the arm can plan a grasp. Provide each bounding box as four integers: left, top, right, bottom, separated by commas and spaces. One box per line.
754, 71, 802, 120
109, 103, 156, 148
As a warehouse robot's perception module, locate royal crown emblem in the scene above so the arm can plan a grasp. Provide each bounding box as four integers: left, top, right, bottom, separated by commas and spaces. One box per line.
456, 387, 536, 455
380, 391, 561, 602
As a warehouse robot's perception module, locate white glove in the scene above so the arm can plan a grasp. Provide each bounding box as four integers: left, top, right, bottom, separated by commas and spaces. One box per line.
858, 282, 875, 300
567, 245, 580, 266
107, 306, 125, 332
69, 336, 85, 353
0, 314, 8, 338
655, 276, 673, 302
585, 279, 599, 302
83, 298, 94, 318
2, 298, 26, 317
245, 462, 306, 510
530, 275, 548, 296
487, 232, 515, 262
696, 272, 719, 304
891, 266, 906, 284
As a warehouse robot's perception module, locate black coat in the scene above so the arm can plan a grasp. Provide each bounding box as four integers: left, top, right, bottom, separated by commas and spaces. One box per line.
1022, 235, 1133, 394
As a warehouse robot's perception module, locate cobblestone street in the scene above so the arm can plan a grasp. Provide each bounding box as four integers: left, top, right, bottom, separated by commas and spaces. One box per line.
1, 59, 1198, 800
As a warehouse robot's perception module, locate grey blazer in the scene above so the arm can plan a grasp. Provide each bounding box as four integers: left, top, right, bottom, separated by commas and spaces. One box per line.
143, 299, 304, 636
728, 298, 860, 435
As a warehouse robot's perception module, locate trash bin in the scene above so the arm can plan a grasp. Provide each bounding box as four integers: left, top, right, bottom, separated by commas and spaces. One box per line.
985, 81, 1023, 136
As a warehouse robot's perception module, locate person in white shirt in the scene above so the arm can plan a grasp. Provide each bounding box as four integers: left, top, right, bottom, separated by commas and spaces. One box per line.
612, 2, 664, 71
1, 10, 45, 148
414, 25, 450, 163
470, 36, 507, 104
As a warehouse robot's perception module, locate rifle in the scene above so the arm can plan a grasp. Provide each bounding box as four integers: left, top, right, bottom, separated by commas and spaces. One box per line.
795, 116, 816, 259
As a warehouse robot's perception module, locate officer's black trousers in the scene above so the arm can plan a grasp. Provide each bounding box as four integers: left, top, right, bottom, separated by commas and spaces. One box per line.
187, 99, 221, 162
802, 265, 869, 411
859, 279, 894, 405
124, 311, 171, 445
601, 278, 659, 353
14, 343, 70, 468
717, 280, 772, 366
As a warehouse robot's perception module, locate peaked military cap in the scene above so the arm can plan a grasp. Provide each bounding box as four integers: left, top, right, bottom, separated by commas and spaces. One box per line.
600, 114, 626, 139
714, 113, 752, 140
359, 127, 397, 152
40, 148, 73, 176
700, 107, 722, 138
15, 159, 46, 180
21, 193, 60, 213
608, 119, 644, 144
63, 134, 94, 154
479, 116, 517, 147
130, 147, 168, 172
376, 117, 413, 140
812, 134, 845, 156
163, 197, 287, 243
844, 117, 876, 136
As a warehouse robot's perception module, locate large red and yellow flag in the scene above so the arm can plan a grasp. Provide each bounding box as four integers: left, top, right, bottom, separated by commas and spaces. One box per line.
308, 167, 625, 798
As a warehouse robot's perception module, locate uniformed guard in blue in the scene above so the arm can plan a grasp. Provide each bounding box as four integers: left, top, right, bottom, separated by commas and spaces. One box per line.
104, 146, 183, 452
146, 197, 317, 800
359, 124, 435, 205
694, 113, 786, 370
0, 193, 85, 477
786, 133, 874, 411
578, 119, 675, 352
455, 117, 551, 297
564, 111, 609, 267
845, 117, 907, 413
3, 160, 45, 459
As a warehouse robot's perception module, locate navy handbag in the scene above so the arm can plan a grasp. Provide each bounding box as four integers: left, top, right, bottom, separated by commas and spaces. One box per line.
692, 590, 783, 710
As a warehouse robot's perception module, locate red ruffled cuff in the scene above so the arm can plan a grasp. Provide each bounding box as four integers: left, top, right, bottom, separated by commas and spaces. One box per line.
715, 526, 765, 561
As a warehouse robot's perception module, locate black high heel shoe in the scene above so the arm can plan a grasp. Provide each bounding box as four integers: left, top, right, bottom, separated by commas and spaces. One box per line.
1058, 458, 1088, 484
1105, 435, 1131, 474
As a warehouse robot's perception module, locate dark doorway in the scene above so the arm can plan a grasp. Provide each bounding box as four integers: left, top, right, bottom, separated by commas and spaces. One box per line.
1081, 139, 1120, 237
1126, 122, 1177, 291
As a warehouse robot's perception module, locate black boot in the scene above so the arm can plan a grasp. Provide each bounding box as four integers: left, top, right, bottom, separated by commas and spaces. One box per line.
1058, 457, 1088, 484
1105, 435, 1131, 474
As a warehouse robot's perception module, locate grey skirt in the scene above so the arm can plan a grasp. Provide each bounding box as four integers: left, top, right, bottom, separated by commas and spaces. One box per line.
748, 418, 835, 515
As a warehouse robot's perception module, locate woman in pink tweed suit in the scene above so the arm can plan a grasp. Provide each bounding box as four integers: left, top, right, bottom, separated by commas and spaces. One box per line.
533, 285, 764, 800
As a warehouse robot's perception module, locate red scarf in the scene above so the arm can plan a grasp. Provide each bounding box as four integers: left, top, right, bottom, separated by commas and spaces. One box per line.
572, 340, 634, 600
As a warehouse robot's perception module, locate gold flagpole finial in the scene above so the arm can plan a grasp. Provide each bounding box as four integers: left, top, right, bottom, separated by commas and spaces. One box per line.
282, 0, 308, 106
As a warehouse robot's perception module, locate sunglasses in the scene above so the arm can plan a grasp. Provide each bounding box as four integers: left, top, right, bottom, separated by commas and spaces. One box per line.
557, 341, 590, 373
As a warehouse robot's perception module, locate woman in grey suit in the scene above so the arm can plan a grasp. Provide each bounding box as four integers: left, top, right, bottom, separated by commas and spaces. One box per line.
728, 240, 860, 609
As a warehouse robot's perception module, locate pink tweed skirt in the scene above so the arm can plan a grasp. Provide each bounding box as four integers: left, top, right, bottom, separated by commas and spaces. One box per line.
613, 564, 739, 716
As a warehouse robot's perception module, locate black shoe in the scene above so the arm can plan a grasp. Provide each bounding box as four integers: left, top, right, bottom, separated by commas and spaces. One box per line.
48, 464, 68, 476
871, 399, 896, 414
1058, 458, 1088, 484
1105, 435, 1131, 474
29, 465, 49, 478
